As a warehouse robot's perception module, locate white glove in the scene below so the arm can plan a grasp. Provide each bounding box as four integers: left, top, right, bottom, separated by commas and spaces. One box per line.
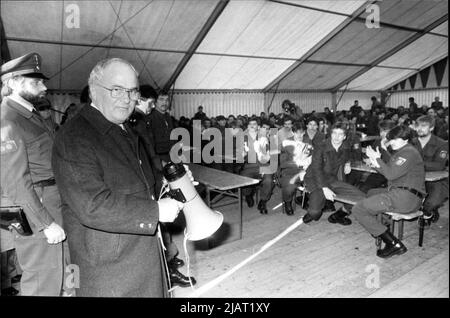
43, 222, 66, 244
322, 187, 336, 201
158, 198, 183, 223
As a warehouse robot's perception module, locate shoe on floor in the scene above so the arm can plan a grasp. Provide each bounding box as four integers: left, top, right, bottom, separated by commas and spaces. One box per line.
328, 209, 352, 226
170, 268, 196, 288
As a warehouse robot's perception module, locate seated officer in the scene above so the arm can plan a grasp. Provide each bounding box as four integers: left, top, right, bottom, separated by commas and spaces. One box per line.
302, 122, 366, 225
411, 115, 448, 223
279, 121, 313, 215
241, 117, 276, 214
345, 122, 363, 186
302, 117, 325, 149
359, 120, 396, 193
353, 126, 425, 258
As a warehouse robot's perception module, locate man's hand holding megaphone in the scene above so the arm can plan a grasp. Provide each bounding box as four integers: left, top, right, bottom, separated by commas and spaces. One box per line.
158, 165, 198, 223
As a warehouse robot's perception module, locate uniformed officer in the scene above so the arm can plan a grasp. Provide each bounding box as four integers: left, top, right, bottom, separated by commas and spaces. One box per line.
241, 117, 277, 214
279, 121, 312, 215
302, 122, 366, 224
358, 120, 397, 193
0, 53, 67, 295
353, 125, 426, 258
345, 122, 363, 186
411, 115, 448, 223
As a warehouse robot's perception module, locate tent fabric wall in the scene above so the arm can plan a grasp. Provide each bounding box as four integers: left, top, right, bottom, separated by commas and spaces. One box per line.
171, 91, 265, 119
386, 88, 449, 109
335, 91, 380, 110
265, 91, 332, 114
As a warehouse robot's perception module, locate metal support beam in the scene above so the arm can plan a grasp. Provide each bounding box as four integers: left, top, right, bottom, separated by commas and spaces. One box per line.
162, 0, 229, 91
263, 0, 375, 92
331, 15, 448, 92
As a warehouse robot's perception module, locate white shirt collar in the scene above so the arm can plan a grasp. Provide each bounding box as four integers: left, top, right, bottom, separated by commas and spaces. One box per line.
9, 94, 35, 112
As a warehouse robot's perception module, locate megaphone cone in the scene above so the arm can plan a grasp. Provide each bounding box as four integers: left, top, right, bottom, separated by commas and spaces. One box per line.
163, 163, 223, 241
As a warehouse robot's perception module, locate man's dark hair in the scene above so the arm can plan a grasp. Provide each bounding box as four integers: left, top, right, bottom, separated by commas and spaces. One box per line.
260, 119, 272, 128
282, 115, 293, 124
305, 116, 319, 126
292, 120, 306, 133
330, 121, 348, 136
248, 116, 261, 126
140, 84, 158, 100
386, 125, 414, 141
378, 119, 397, 132
416, 115, 436, 128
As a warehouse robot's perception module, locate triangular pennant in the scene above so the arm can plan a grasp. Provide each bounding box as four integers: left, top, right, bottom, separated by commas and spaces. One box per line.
404, 78, 412, 90
415, 73, 424, 89
393, 84, 399, 90
409, 74, 417, 89
399, 80, 406, 90
420, 67, 431, 88
433, 58, 447, 86
427, 64, 438, 88
434, 58, 448, 87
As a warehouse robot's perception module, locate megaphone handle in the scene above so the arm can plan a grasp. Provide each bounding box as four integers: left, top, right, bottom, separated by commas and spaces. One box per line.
167, 188, 187, 203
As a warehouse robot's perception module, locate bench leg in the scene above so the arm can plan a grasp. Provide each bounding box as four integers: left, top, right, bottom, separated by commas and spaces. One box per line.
418, 216, 425, 247
398, 220, 404, 241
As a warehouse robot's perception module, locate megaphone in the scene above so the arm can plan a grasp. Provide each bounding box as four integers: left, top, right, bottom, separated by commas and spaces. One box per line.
163, 162, 223, 241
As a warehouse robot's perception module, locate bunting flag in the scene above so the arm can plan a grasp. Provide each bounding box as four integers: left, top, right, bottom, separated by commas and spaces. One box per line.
387, 57, 448, 91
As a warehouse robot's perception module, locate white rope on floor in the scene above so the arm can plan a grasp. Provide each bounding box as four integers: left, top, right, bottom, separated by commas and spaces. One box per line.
188, 217, 304, 297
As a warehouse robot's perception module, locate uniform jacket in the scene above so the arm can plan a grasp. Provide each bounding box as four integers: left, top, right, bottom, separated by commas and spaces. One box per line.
303, 139, 351, 192
280, 136, 312, 171
302, 131, 325, 149
1, 96, 61, 235
52, 105, 167, 297
375, 143, 426, 194
148, 109, 174, 155
411, 135, 448, 171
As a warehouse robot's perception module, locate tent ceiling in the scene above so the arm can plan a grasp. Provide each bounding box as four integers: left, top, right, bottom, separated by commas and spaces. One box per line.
1, 0, 448, 92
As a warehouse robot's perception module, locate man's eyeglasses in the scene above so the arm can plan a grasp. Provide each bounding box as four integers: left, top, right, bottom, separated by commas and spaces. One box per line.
96, 82, 141, 101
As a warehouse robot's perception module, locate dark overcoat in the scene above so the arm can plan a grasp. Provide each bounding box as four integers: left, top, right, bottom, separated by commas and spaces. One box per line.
52, 105, 167, 297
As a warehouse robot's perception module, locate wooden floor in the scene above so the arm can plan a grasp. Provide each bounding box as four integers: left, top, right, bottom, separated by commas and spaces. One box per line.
171, 186, 449, 298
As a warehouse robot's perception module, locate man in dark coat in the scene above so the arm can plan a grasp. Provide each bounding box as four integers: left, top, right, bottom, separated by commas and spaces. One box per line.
52, 58, 183, 297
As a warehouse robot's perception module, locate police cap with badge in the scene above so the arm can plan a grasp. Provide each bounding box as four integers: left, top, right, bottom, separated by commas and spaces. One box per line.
1, 52, 49, 82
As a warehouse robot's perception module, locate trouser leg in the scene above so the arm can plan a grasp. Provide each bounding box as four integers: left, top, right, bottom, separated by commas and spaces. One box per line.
280, 168, 300, 202
329, 180, 366, 213
423, 180, 449, 214
14, 236, 64, 296
241, 164, 259, 197
259, 173, 274, 201
160, 224, 178, 262
359, 173, 387, 193
307, 189, 326, 220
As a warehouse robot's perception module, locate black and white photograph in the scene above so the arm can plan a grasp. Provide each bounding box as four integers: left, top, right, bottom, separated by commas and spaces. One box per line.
0, 0, 448, 304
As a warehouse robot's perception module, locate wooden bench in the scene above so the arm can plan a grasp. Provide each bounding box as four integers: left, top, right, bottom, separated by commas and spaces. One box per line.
332, 195, 426, 248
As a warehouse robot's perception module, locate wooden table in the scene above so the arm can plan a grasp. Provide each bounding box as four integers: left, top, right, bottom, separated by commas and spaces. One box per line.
351, 162, 449, 182
188, 164, 260, 241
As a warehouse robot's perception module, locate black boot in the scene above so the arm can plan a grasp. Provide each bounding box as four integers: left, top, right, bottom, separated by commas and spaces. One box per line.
257, 200, 268, 214
169, 267, 197, 287
283, 201, 294, 215
245, 195, 255, 208
302, 213, 313, 224
328, 208, 352, 226
376, 230, 407, 258
322, 200, 335, 213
